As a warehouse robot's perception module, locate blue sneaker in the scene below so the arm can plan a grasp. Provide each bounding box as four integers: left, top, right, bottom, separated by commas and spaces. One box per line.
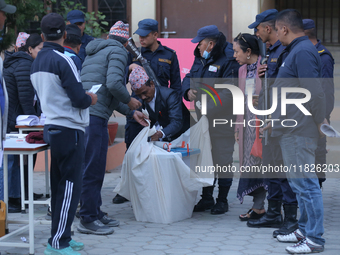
44, 244, 81, 255
69, 239, 84, 251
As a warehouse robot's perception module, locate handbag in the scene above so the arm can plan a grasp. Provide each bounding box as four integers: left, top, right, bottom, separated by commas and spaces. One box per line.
250, 117, 262, 159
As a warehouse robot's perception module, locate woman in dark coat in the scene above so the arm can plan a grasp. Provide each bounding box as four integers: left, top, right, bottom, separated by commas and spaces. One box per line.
4, 33, 43, 212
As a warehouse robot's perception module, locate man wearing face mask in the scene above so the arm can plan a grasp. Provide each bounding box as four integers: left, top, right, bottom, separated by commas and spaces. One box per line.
182, 25, 240, 215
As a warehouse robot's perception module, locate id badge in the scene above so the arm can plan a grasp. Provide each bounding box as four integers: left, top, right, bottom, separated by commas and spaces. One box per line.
208, 65, 217, 72
245, 78, 255, 96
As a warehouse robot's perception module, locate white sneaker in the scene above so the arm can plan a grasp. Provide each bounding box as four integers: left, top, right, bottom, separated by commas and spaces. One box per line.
277, 229, 305, 243
285, 238, 324, 254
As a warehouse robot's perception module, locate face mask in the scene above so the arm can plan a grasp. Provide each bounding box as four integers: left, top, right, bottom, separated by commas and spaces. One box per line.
202, 43, 211, 59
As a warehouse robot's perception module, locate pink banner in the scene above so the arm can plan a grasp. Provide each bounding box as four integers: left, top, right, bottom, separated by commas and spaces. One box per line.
158, 38, 196, 109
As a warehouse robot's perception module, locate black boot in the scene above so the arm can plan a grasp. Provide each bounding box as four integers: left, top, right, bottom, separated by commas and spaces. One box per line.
211, 186, 230, 215
193, 186, 215, 212
247, 200, 283, 228
112, 194, 129, 204
272, 204, 298, 237
8, 197, 21, 213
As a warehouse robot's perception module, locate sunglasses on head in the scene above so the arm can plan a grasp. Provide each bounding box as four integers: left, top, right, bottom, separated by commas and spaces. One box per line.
236, 32, 247, 43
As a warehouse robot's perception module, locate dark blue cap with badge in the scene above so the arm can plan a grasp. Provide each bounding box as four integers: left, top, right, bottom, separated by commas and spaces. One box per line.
191, 25, 219, 43
67, 10, 85, 24
302, 19, 315, 30
134, 19, 158, 37
248, 9, 278, 29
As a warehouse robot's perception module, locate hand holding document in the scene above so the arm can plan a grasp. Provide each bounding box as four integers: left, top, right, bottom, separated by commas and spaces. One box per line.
320, 124, 340, 138
88, 84, 102, 94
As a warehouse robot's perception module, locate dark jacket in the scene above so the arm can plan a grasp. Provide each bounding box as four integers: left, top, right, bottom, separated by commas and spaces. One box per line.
81, 38, 131, 120
258, 40, 285, 112
267, 40, 285, 79
315, 40, 334, 121
272, 36, 325, 138
79, 33, 94, 63
0, 58, 9, 146
64, 46, 82, 72
182, 32, 240, 137
31, 42, 92, 132
127, 41, 182, 95
3, 51, 37, 132
143, 86, 182, 140
125, 41, 192, 145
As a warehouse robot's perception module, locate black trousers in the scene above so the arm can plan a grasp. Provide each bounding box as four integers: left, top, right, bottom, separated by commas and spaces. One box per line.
211, 136, 234, 187
262, 139, 297, 205
44, 125, 84, 249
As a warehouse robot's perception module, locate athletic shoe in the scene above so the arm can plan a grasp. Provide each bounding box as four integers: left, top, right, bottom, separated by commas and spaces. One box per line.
77, 219, 114, 235
285, 238, 324, 254
99, 215, 120, 227
277, 229, 305, 243
44, 244, 80, 255
69, 239, 84, 251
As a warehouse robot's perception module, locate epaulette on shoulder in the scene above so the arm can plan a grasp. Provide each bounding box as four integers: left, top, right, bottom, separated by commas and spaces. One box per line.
163, 45, 176, 54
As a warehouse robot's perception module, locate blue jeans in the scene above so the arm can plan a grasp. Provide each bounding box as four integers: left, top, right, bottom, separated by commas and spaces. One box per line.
278, 133, 325, 245
80, 115, 108, 223
8, 155, 21, 198
263, 138, 297, 205
0, 155, 21, 201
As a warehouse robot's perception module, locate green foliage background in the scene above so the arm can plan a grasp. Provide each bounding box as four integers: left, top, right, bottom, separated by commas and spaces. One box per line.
0, 0, 48, 51
0, 0, 108, 51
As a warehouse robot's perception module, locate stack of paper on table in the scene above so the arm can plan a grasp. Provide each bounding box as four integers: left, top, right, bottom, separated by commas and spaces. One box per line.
39, 113, 46, 125
16, 115, 40, 126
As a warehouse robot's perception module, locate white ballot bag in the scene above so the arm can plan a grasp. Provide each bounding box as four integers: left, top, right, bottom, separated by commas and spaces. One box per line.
114, 116, 214, 224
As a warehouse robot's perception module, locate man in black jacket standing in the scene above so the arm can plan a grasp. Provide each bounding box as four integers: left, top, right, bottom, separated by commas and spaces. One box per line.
268, 10, 326, 254
182, 25, 240, 215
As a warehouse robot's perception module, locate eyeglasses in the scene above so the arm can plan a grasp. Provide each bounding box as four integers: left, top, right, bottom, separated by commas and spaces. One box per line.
236, 32, 247, 43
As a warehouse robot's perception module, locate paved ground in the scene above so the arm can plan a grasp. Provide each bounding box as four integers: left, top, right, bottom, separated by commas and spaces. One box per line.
1, 166, 340, 255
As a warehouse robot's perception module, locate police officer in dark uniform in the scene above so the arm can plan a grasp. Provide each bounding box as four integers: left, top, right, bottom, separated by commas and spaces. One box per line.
113, 19, 190, 204
67, 10, 94, 63
182, 25, 240, 215
247, 9, 298, 238
303, 19, 335, 187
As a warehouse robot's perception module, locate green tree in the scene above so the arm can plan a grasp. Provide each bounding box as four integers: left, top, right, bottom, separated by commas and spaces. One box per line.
55, 1, 108, 38
1, 0, 49, 51
0, 0, 109, 51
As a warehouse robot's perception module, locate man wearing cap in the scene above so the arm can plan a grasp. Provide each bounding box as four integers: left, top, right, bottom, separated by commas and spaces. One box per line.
124, 18, 183, 146
64, 24, 83, 72
303, 18, 334, 188
266, 10, 326, 254
114, 18, 190, 204
66, 10, 94, 63
30, 12, 97, 254
182, 25, 240, 215
129, 66, 183, 141
78, 21, 147, 235
246, 9, 299, 239
0, 0, 16, 205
